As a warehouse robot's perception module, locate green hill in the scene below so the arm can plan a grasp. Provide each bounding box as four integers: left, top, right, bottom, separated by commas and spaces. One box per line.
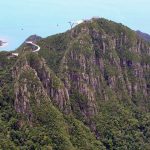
0, 18, 150, 150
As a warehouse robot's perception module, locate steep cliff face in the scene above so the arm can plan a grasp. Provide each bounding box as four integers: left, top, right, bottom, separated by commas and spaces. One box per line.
1, 18, 150, 149
12, 52, 71, 116
10, 52, 104, 150
37, 18, 150, 120
12, 54, 49, 119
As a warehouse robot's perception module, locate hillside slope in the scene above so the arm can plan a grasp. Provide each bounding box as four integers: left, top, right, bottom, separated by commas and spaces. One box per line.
0, 18, 150, 150
136, 30, 150, 42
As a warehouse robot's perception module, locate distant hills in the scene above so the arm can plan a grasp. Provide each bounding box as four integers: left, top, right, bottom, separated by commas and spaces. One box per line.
136, 30, 150, 42
25, 34, 42, 42
22, 34, 42, 46
17, 34, 42, 51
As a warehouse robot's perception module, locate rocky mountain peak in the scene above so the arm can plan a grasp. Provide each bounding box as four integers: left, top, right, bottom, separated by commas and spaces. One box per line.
0, 18, 150, 149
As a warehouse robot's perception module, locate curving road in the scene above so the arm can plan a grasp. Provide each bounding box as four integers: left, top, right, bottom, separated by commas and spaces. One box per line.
25, 41, 40, 52
11, 41, 41, 57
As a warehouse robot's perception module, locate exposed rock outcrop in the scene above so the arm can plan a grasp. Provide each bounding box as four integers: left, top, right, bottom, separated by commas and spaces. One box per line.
12, 18, 150, 136
12, 53, 71, 118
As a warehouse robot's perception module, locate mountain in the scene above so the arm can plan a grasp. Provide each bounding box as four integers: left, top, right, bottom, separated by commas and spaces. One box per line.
0, 18, 150, 150
16, 34, 42, 51
25, 34, 42, 42
136, 30, 150, 42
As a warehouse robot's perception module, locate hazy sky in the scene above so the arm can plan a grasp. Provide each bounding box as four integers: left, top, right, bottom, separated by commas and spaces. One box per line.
0, 0, 150, 50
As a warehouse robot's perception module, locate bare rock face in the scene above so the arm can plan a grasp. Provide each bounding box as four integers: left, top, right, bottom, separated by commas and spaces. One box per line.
12, 53, 71, 120
12, 18, 150, 132
12, 56, 50, 121
2, 18, 150, 150
56, 20, 150, 115
28, 56, 71, 114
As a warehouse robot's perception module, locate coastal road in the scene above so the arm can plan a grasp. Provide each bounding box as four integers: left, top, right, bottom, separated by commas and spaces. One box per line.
11, 41, 40, 57
25, 41, 40, 52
